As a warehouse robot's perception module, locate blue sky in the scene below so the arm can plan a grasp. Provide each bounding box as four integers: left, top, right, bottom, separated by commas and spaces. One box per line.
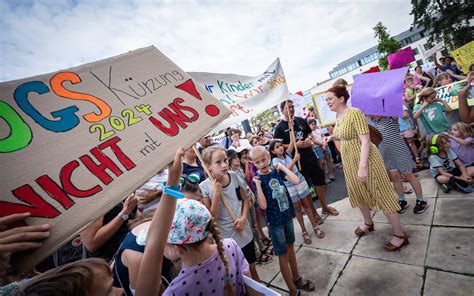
0, 0, 413, 92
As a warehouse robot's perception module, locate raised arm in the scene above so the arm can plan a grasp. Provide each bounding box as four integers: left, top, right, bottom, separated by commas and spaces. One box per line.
275, 163, 300, 185
135, 148, 184, 296
81, 194, 137, 252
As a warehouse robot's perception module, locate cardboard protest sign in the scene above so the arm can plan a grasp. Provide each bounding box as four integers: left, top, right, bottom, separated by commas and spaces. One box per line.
387, 47, 415, 69
312, 85, 352, 127
189, 59, 289, 133
351, 67, 407, 117
288, 92, 306, 118
423, 41, 445, 58
451, 41, 474, 74
0, 46, 230, 271
415, 80, 473, 109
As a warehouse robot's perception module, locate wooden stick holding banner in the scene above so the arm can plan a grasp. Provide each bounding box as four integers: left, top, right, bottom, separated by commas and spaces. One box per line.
192, 146, 247, 237
286, 101, 302, 171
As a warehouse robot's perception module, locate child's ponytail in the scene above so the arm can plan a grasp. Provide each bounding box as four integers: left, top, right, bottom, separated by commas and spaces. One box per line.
208, 220, 235, 296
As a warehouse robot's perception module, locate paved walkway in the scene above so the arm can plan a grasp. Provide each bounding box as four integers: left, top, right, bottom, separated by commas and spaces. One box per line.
256, 169, 474, 295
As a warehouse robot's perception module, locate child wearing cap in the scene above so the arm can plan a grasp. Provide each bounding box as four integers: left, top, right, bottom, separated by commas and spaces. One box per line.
134, 149, 249, 296
250, 146, 316, 295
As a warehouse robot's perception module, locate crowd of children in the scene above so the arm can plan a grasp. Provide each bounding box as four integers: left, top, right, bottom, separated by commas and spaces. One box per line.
1, 60, 473, 296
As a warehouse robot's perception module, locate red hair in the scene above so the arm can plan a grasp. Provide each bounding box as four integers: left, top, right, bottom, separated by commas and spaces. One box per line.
327, 85, 350, 103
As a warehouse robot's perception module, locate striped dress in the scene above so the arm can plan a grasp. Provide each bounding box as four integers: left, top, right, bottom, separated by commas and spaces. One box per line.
334, 108, 400, 214
370, 117, 415, 173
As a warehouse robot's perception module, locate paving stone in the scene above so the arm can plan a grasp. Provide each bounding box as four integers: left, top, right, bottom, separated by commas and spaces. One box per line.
424, 269, 474, 296
270, 248, 348, 294
419, 177, 439, 197
372, 197, 435, 226
324, 198, 375, 222
331, 256, 424, 296
255, 250, 281, 284
437, 190, 474, 198
304, 220, 361, 254
352, 223, 430, 266
433, 197, 474, 227
426, 227, 474, 275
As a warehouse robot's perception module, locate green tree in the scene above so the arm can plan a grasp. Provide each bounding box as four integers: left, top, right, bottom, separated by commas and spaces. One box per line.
373, 22, 402, 70
410, 0, 474, 50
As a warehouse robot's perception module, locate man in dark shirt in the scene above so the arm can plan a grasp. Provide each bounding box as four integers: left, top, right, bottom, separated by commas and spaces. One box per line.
273, 100, 339, 216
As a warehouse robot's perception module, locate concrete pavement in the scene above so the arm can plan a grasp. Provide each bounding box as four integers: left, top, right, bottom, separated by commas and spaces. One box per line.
256, 169, 474, 295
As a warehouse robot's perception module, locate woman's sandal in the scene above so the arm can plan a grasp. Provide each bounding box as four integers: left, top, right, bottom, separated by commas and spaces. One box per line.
354, 222, 374, 237
321, 207, 339, 216
302, 231, 312, 244
315, 217, 325, 225
313, 226, 325, 239
384, 233, 409, 252
294, 276, 315, 291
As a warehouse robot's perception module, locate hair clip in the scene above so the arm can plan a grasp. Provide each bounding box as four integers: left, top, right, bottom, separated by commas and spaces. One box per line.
180, 173, 201, 185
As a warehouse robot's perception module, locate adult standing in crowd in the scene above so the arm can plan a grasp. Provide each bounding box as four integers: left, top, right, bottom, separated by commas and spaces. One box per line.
323, 85, 408, 251
274, 100, 339, 216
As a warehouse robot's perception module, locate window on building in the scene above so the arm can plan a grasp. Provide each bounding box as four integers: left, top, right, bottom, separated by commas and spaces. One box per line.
358, 60, 362, 67
423, 43, 432, 51
416, 59, 423, 66
420, 31, 425, 37
413, 48, 419, 55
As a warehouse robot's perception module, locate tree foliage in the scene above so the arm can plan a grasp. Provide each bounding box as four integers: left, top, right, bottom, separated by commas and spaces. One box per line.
373, 22, 402, 70
410, 0, 474, 50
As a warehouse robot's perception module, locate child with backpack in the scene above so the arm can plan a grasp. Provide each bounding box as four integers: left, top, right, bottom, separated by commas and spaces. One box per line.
250, 146, 315, 296
269, 139, 325, 245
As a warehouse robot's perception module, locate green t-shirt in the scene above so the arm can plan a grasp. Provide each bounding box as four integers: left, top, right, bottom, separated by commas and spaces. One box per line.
413, 102, 450, 134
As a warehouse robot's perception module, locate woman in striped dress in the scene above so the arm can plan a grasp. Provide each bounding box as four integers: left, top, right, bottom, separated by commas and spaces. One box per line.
323, 85, 408, 252
370, 117, 428, 214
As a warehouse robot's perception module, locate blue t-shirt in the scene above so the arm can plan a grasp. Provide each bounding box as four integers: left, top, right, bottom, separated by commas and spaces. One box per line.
252, 168, 295, 226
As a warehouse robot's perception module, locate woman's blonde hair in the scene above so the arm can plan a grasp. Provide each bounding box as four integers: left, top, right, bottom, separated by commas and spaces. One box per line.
453, 122, 473, 138
17, 258, 110, 296
201, 145, 227, 166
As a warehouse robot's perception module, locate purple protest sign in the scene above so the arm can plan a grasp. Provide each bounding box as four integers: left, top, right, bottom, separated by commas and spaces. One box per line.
351, 67, 408, 117
387, 47, 415, 69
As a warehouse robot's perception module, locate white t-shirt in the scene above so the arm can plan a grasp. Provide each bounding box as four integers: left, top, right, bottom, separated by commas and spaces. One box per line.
199, 171, 252, 248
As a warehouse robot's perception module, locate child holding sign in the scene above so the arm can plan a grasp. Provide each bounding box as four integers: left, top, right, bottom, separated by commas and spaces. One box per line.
200, 146, 260, 281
